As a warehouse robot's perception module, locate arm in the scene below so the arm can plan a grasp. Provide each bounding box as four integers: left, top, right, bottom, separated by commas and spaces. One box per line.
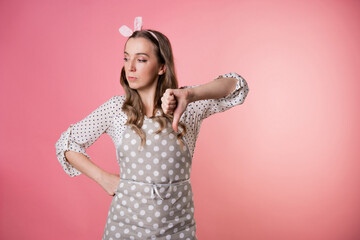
187, 77, 238, 102
64, 151, 119, 196
55, 96, 121, 196
64, 151, 103, 182
161, 72, 249, 132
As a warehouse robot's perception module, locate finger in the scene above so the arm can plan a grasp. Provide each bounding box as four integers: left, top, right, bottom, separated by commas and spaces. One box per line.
162, 98, 176, 109
164, 106, 175, 114
172, 110, 181, 133
167, 102, 177, 108
166, 97, 175, 105
162, 90, 175, 103
167, 98, 176, 104
161, 102, 167, 113
162, 99, 176, 106
165, 88, 173, 97
162, 102, 173, 114
163, 108, 170, 114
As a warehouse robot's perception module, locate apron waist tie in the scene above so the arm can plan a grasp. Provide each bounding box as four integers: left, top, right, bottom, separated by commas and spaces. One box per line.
151, 184, 164, 200
119, 178, 191, 201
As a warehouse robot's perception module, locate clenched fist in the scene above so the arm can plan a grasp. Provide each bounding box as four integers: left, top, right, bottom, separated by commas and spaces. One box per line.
161, 88, 190, 132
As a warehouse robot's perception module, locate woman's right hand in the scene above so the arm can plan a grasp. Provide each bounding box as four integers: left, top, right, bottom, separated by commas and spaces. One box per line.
161, 88, 190, 132
97, 171, 120, 196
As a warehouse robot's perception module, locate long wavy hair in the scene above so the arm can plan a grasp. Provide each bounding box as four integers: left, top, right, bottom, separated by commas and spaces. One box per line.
120, 29, 187, 150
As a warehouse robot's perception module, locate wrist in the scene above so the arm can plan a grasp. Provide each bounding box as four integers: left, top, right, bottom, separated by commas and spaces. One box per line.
185, 87, 195, 104
95, 168, 107, 184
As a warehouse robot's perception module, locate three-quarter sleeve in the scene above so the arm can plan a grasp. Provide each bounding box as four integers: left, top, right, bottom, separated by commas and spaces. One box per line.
189, 72, 249, 120
180, 72, 249, 157
55, 96, 117, 177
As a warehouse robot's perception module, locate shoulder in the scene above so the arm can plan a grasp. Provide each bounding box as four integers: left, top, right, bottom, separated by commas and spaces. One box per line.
94, 95, 126, 115
109, 95, 127, 118
106, 95, 126, 108
111, 95, 126, 104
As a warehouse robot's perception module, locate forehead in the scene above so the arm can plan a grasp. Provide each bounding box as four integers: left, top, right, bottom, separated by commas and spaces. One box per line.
124, 37, 156, 55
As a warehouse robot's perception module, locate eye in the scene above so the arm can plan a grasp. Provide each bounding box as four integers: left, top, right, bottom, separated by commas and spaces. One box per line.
138, 59, 147, 63
123, 57, 128, 62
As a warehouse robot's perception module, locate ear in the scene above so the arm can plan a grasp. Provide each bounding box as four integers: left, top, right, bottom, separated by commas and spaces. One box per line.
158, 64, 166, 75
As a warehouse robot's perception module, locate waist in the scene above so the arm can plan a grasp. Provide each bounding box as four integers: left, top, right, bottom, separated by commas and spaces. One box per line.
119, 177, 191, 186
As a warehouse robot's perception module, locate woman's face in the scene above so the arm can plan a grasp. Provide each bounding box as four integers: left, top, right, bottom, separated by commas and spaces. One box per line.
123, 37, 165, 94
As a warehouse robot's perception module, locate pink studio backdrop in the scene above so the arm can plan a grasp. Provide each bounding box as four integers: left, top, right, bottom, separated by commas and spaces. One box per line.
1, 0, 359, 239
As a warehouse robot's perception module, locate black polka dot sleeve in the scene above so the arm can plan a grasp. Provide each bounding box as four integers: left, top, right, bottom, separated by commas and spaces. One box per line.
180, 72, 250, 157
55, 96, 120, 177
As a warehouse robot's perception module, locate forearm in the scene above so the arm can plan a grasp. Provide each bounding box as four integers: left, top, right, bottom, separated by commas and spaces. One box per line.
187, 77, 238, 102
64, 151, 105, 183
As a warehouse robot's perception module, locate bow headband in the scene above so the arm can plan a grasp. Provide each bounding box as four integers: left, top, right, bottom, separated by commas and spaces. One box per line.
119, 16, 159, 41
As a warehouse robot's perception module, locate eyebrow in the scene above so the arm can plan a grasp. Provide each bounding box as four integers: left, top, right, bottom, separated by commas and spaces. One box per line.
124, 51, 150, 57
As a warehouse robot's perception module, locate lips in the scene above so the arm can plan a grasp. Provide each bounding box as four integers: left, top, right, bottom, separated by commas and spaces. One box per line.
128, 77, 137, 81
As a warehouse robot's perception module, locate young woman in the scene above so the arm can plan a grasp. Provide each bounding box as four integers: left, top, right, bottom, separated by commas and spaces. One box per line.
55, 29, 249, 240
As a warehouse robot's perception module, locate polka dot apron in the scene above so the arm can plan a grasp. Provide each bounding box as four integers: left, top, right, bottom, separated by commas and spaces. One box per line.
102, 117, 197, 240
55, 73, 249, 239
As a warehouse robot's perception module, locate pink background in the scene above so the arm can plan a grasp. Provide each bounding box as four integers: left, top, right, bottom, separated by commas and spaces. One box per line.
1, 0, 360, 239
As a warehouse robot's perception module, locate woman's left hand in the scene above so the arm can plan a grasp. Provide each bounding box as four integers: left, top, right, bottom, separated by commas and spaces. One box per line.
161, 88, 190, 132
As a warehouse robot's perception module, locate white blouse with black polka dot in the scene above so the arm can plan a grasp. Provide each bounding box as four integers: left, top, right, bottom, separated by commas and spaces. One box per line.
55, 72, 249, 177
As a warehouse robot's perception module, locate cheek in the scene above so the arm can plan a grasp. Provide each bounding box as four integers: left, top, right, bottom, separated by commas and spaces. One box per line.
133, 63, 146, 73
138, 66, 154, 77
135, 62, 159, 76
147, 64, 160, 75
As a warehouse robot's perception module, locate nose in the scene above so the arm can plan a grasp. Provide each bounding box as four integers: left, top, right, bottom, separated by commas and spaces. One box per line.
127, 58, 136, 72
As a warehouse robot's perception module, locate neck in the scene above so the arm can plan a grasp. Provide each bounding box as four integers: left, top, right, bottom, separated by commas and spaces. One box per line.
138, 89, 156, 117
136, 76, 159, 117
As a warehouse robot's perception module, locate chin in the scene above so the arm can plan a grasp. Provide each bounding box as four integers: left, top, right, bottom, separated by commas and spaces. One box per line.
128, 85, 138, 90
128, 83, 141, 91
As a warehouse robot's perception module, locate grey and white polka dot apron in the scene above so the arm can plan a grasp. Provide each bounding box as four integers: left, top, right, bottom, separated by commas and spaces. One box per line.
55, 72, 249, 239
102, 117, 197, 240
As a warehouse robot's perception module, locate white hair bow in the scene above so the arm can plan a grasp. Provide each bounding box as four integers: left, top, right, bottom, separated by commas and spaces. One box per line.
119, 16, 142, 37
